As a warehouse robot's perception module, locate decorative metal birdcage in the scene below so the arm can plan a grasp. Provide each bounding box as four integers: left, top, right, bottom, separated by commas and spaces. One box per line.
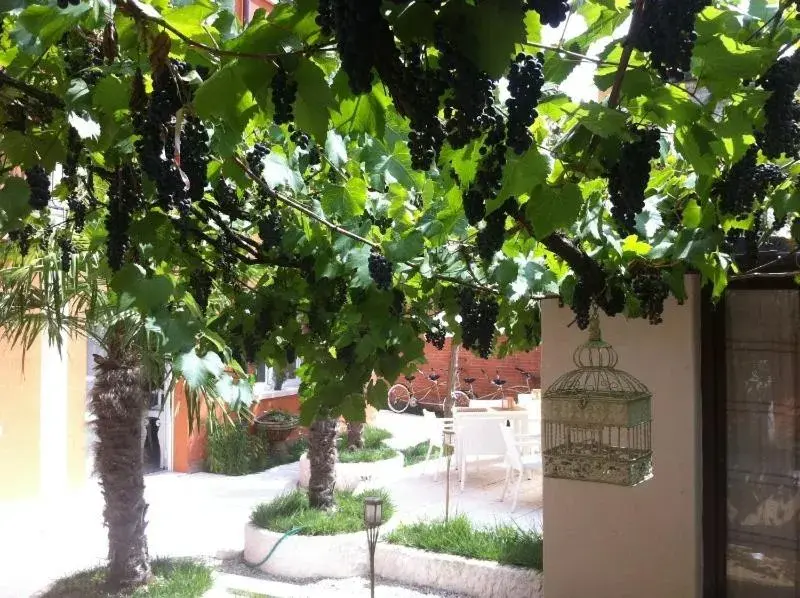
542, 313, 653, 486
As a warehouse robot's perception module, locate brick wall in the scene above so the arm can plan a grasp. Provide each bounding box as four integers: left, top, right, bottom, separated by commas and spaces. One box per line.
409, 338, 542, 400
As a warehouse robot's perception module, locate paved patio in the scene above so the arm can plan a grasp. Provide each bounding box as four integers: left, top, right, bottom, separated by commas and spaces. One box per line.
0, 411, 542, 597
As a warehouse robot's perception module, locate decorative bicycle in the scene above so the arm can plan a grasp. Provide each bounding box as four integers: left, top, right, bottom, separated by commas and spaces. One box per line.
387, 370, 470, 414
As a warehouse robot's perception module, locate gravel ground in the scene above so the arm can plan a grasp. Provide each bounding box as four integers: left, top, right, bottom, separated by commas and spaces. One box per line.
212, 554, 467, 598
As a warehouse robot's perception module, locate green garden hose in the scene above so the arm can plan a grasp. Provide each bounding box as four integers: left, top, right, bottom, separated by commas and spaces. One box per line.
245, 526, 305, 568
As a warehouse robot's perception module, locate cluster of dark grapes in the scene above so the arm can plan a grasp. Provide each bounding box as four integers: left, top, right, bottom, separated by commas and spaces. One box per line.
436, 27, 497, 150
258, 211, 284, 252
331, 0, 383, 94
505, 53, 545, 155
8, 226, 34, 257
289, 127, 310, 149
61, 31, 103, 85
133, 63, 188, 213
368, 252, 393, 290
63, 127, 82, 191
425, 326, 446, 350
67, 195, 87, 232
462, 123, 507, 225
190, 270, 213, 314
403, 45, 446, 170
459, 289, 499, 359
271, 67, 298, 125
247, 143, 270, 173
524, 0, 570, 27
58, 237, 73, 273
476, 198, 518, 261
214, 178, 240, 212
25, 165, 51, 210
316, 0, 334, 35
105, 164, 143, 271
57, 0, 81, 7
181, 115, 209, 205
606, 125, 661, 232
629, 267, 669, 325
633, 0, 710, 82
756, 53, 800, 159
570, 277, 593, 330
390, 288, 406, 318
712, 147, 786, 216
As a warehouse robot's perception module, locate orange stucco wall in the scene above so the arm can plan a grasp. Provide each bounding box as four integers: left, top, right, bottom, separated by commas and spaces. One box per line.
0, 338, 42, 500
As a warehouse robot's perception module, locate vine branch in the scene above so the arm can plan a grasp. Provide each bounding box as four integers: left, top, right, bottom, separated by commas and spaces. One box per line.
0, 71, 64, 109
115, 0, 333, 62
233, 156, 380, 249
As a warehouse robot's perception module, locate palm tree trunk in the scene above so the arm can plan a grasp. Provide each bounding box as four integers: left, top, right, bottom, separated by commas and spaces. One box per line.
346, 421, 364, 449
307, 418, 338, 509
91, 327, 151, 591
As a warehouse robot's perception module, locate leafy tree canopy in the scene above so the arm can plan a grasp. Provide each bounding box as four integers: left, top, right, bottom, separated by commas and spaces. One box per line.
0, 0, 798, 422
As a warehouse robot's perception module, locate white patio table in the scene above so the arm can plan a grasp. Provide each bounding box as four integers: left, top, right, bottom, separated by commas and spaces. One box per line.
451, 406, 540, 490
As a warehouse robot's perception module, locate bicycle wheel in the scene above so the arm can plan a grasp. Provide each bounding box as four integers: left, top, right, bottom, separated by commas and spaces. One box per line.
387, 384, 411, 413
451, 390, 470, 408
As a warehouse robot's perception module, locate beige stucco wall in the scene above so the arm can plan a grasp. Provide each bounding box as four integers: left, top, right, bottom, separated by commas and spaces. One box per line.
542, 274, 702, 598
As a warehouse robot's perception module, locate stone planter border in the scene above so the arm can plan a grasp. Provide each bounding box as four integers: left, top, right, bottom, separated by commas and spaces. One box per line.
376, 543, 543, 598
242, 523, 543, 597
297, 451, 405, 491
243, 522, 371, 579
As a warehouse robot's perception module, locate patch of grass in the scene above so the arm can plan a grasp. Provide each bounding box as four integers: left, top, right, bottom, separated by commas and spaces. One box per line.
250, 488, 394, 535
401, 441, 439, 466
385, 515, 543, 570
336, 426, 397, 463
338, 445, 397, 463
39, 558, 213, 598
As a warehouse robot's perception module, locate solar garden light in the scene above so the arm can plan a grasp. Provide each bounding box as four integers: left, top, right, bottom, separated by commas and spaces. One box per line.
443, 429, 455, 523
364, 496, 384, 598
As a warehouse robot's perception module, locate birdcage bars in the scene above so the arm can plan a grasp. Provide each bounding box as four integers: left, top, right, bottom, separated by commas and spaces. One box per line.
542, 314, 653, 486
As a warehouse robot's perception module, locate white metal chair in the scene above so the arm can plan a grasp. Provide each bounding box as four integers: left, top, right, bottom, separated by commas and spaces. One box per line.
499, 424, 542, 512
422, 409, 453, 481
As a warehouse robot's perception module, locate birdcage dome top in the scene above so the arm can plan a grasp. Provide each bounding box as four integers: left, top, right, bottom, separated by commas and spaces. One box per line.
543, 316, 651, 402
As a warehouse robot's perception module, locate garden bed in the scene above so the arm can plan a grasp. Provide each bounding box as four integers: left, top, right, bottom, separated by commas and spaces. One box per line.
379, 516, 543, 597
244, 489, 394, 579
38, 558, 213, 598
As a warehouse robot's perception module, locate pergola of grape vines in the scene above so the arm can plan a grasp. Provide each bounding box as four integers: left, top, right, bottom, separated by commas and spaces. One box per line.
0, 0, 798, 422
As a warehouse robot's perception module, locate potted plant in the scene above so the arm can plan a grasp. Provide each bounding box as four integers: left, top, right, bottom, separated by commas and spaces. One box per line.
255, 409, 300, 456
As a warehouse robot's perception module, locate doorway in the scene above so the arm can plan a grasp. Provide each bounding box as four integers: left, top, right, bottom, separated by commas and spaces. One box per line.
703, 284, 800, 597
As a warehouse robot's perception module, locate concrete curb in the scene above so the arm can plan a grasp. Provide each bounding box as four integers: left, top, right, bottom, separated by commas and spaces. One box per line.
297, 451, 405, 491
375, 543, 543, 598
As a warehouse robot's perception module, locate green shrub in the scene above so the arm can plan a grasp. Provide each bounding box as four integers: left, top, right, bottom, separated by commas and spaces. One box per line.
206, 422, 266, 476
206, 423, 308, 475
250, 488, 394, 535
386, 515, 543, 570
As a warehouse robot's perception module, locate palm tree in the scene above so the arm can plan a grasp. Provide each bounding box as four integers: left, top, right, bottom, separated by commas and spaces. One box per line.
0, 238, 233, 591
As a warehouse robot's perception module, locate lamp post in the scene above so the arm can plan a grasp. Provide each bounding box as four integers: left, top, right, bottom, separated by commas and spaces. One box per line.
443, 429, 455, 523
364, 496, 384, 598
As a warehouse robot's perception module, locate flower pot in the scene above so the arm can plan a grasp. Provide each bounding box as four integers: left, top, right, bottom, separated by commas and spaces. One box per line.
255, 412, 300, 455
